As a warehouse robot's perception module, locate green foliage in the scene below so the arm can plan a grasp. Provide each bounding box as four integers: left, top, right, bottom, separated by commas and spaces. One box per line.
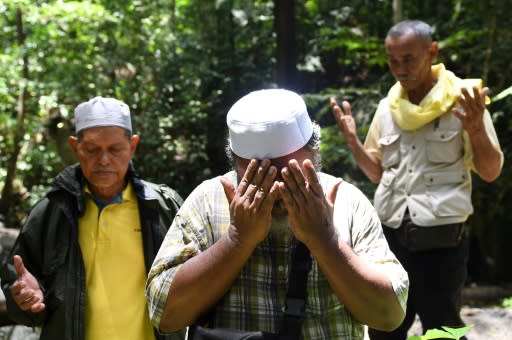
407, 325, 472, 340
502, 296, 512, 309
0, 0, 511, 284
492, 85, 512, 103
303, 88, 382, 198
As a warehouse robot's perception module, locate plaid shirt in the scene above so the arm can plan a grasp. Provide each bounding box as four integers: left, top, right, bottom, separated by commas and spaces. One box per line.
146, 171, 408, 339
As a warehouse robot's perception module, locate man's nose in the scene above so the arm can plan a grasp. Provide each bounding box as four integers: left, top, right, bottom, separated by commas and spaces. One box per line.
393, 62, 407, 74
98, 151, 111, 164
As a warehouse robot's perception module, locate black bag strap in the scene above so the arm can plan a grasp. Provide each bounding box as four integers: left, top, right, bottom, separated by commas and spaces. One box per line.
278, 241, 312, 340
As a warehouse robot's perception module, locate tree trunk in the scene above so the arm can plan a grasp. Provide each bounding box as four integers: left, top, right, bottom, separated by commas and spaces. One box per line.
0, 8, 29, 218
393, 0, 402, 23
274, 0, 298, 91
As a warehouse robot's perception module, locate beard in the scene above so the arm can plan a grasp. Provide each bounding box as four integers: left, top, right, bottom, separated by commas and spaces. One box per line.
269, 213, 291, 238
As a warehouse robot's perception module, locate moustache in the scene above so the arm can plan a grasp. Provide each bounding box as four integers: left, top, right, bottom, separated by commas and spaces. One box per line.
396, 76, 416, 81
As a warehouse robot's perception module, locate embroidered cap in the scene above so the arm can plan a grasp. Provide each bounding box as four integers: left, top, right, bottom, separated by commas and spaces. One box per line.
74, 96, 132, 133
227, 89, 313, 159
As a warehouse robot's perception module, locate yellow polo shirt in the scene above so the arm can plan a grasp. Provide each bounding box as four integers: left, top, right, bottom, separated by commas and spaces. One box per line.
78, 183, 155, 340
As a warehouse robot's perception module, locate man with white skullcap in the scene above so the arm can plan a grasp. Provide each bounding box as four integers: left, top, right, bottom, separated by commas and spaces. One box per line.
1, 97, 185, 340
146, 89, 409, 339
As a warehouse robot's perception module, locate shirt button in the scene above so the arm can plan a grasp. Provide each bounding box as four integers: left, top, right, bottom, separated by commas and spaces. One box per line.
412, 145, 416, 150
278, 265, 284, 272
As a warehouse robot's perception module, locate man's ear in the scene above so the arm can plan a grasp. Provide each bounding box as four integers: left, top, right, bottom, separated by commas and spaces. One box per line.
429, 41, 439, 62
67, 136, 78, 155
130, 134, 140, 155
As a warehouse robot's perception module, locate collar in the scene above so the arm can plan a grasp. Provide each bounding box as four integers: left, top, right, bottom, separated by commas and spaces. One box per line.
388, 63, 484, 131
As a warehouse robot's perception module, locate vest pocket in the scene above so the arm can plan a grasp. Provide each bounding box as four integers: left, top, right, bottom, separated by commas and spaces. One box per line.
425, 130, 462, 163
374, 171, 396, 220
378, 134, 401, 168
424, 171, 472, 217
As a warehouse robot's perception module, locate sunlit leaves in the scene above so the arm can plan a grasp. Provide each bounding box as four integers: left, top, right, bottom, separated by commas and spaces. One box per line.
407, 325, 472, 340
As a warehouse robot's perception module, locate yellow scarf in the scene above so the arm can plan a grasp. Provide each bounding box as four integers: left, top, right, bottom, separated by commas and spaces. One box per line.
388, 63, 485, 131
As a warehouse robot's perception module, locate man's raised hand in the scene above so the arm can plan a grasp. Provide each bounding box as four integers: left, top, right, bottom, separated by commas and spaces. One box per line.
10, 255, 45, 313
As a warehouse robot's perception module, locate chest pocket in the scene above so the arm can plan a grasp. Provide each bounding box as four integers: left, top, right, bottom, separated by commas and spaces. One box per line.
425, 130, 462, 163
378, 134, 401, 169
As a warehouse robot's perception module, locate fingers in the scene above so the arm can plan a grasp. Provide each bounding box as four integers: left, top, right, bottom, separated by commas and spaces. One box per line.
279, 159, 323, 212
330, 97, 344, 126
11, 281, 44, 312
10, 255, 46, 312
480, 86, 489, 99
13, 255, 26, 278
260, 181, 280, 212
302, 159, 323, 197
329, 97, 338, 110
281, 160, 307, 201
220, 176, 236, 204
330, 97, 353, 114
20, 294, 45, 313
243, 160, 276, 205
241, 160, 267, 197
330, 98, 357, 143
465, 86, 486, 106
236, 159, 260, 196
341, 100, 353, 116
231, 159, 278, 210
255, 165, 277, 202
31, 301, 46, 313
459, 86, 486, 110
9, 255, 46, 313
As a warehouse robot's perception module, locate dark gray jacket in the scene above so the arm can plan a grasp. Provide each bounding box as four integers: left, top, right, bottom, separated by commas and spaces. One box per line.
0, 164, 185, 340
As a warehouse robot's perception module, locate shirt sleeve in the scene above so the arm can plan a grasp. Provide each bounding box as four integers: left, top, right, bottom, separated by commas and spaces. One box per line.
145, 182, 211, 329
333, 181, 409, 313
145, 176, 231, 330
363, 100, 385, 161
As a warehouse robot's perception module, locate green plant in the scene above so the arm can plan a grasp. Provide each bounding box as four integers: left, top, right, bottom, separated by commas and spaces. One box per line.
407, 325, 472, 340
502, 296, 512, 309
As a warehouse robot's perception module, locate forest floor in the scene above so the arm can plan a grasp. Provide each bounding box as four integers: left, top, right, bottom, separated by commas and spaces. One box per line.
0, 281, 511, 339
409, 305, 512, 339
408, 284, 512, 340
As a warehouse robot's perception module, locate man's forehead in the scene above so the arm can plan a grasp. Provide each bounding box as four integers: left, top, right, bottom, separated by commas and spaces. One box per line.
78, 126, 130, 142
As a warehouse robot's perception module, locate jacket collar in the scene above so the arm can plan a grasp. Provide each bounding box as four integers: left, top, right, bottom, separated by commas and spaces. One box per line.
49, 163, 157, 215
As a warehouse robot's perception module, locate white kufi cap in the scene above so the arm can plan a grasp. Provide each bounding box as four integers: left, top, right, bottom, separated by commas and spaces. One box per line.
227, 89, 313, 159
74, 96, 132, 133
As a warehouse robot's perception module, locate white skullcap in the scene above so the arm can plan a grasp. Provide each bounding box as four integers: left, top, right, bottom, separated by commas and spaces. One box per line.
227, 89, 313, 159
74, 96, 132, 133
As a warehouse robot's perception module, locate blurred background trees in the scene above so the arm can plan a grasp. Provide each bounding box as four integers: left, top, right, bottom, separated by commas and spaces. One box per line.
0, 0, 510, 284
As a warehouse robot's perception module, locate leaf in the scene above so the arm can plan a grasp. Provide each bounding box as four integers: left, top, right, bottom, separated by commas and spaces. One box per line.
423, 328, 457, 339
441, 325, 473, 338
491, 85, 512, 102
407, 325, 473, 339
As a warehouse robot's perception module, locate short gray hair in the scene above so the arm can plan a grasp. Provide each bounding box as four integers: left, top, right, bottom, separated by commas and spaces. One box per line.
387, 20, 433, 45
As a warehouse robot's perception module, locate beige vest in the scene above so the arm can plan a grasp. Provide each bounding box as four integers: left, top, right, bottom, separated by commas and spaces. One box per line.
374, 99, 473, 228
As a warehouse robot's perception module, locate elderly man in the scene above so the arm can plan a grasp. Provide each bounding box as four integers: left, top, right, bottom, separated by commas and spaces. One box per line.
0, 97, 185, 340
146, 88, 409, 339
330, 20, 503, 339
